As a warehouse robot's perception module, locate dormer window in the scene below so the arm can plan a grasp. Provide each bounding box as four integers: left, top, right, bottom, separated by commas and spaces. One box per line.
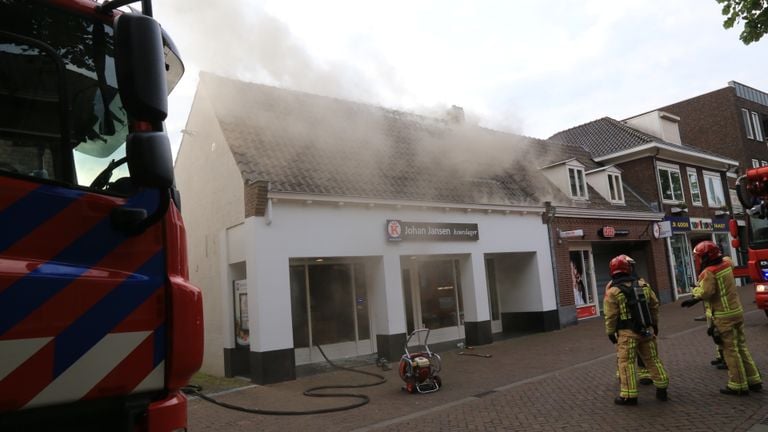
608, 173, 624, 203
568, 166, 587, 199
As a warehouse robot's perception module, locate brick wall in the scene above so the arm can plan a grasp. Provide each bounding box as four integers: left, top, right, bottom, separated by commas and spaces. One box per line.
617, 156, 731, 217
244, 180, 269, 217
660, 86, 768, 172
552, 217, 672, 308
615, 158, 657, 204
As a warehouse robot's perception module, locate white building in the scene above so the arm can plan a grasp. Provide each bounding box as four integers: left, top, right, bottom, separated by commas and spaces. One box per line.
175, 73, 652, 383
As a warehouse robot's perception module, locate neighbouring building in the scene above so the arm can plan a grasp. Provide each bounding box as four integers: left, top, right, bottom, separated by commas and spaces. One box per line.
175, 73, 665, 384
656, 81, 768, 175
652, 81, 768, 264
551, 114, 739, 299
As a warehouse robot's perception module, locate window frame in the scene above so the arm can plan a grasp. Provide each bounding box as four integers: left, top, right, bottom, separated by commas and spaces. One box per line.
743, 108, 754, 139
607, 172, 624, 203
754, 159, 761, 168
702, 170, 726, 208
567, 165, 588, 200
657, 162, 685, 204
752, 111, 764, 141
686, 167, 703, 206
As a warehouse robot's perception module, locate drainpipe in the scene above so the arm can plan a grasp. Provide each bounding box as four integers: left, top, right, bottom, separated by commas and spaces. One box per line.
652, 150, 678, 302
542, 201, 562, 327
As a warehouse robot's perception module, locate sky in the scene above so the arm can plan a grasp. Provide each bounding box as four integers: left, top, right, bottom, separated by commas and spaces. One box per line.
152, 0, 768, 159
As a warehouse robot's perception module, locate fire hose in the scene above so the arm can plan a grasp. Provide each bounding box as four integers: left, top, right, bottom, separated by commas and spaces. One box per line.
181, 345, 387, 415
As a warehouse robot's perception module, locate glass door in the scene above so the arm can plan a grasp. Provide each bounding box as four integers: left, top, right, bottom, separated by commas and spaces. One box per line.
485, 258, 502, 333
403, 258, 464, 345
290, 262, 372, 364
670, 234, 695, 296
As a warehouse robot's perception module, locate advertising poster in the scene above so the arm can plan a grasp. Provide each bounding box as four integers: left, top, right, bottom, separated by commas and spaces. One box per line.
234, 279, 249, 346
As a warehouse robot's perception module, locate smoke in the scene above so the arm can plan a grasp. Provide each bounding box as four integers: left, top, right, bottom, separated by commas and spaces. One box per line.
158, 1, 565, 205
155, 1, 399, 106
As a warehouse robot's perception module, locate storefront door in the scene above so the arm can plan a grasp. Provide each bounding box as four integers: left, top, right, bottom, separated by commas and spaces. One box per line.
290, 262, 373, 364
485, 258, 502, 333
403, 258, 465, 345
670, 234, 695, 297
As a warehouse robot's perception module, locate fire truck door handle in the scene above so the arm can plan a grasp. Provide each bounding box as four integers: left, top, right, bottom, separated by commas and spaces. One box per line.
111, 206, 148, 235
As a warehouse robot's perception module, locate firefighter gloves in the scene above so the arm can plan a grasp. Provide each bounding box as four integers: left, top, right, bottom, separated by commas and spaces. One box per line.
608, 333, 618, 344
680, 298, 701, 308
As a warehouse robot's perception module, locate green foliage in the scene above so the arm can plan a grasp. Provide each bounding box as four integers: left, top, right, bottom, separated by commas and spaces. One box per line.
717, 0, 768, 44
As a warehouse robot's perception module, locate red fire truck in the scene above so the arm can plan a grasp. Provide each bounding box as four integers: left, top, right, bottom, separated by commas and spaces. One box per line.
731, 166, 768, 318
0, 1, 203, 430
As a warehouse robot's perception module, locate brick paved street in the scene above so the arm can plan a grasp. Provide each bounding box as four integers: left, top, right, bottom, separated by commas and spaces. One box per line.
188, 287, 768, 431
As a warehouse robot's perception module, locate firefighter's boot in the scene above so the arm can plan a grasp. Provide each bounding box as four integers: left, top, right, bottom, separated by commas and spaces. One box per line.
638, 368, 652, 385
614, 396, 638, 406
655, 388, 668, 401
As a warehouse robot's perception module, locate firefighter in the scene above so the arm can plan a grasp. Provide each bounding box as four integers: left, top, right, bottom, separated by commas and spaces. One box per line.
605, 254, 669, 405
705, 301, 727, 370
608, 255, 652, 385
681, 241, 762, 395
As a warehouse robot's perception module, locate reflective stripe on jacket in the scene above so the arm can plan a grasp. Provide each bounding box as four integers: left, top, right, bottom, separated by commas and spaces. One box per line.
694, 257, 742, 319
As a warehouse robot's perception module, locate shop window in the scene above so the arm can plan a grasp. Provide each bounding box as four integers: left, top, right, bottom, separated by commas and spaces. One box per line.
570, 250, 597, 319
418, 260, 463, 330
686, 168, 703, 206
670, 235, 695, 296
703, 171, 726, 208
289, 263, 370, 348
657, 162, 684, 203
485, 258, 500, 321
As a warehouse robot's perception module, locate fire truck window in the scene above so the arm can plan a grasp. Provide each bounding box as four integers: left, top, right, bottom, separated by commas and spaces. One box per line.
0, 2, 130, 193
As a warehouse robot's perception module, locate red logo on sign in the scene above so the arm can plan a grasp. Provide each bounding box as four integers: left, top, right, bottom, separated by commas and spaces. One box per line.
602, 226, 615, 238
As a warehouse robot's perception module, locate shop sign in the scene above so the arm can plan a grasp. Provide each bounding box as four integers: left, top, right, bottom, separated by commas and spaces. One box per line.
598, 226, 630, 238
386, 220, 479, 241
559, 229, 584, 239
712, 216, 730, 232
653, 221, 673, 239
576, 305, 597, 319
664, 216, 691, 233
599, 226, 615, 238
690, 217, 713, 232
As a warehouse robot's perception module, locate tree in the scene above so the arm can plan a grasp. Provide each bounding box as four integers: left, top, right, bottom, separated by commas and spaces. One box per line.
717, 0, 768, 44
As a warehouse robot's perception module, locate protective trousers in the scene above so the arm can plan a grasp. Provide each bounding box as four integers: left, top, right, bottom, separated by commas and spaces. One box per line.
715, 317, 761, 391
616, 330, 668, 398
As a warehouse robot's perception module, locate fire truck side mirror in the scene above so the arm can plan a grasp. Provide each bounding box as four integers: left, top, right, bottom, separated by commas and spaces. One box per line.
729, 219, 740, 239
126, 132, 174, 189
114, 13, 168, 123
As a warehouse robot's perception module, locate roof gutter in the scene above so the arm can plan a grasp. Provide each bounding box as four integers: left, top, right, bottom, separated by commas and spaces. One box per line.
594, 142, 738, 169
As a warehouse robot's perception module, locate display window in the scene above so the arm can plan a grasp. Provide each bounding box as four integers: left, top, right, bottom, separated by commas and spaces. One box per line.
670, 234, 695, 296
290, 262, 372, 362
570, 249, 598, 319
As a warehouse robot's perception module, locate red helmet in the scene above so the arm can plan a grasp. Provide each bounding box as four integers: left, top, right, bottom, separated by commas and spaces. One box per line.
693, 241, 722, 270
609, 255, 633, 277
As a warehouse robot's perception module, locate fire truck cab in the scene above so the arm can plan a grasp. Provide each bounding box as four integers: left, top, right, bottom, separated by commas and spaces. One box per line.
0, 1, 203, 430
732, 167, 768, 318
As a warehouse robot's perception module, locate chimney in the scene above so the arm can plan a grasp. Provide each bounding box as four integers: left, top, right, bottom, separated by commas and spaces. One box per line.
447, 105, 465, 124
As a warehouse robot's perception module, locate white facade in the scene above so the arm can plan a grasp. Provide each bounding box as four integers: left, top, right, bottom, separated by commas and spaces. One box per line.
215, 196, 554, 370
